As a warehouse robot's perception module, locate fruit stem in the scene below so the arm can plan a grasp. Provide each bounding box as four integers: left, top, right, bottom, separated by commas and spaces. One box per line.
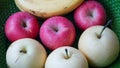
20, 50, 27, 53
99, 20, 112, 38
65, 48, 70, 59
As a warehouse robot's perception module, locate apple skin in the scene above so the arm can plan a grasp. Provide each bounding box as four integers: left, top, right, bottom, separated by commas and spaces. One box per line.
78, 26, 119, 67
40, 16, 76, 50
45, 46, 88, 68
74, 1, 106, 30
6, 38, 47, 68
5, 12, 40, 42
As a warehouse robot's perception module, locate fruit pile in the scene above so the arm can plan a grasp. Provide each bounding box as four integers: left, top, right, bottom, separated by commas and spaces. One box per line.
4, 0, 119, 68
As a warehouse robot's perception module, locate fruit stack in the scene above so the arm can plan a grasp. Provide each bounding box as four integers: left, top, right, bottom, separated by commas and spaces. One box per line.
2, 0, 120, 68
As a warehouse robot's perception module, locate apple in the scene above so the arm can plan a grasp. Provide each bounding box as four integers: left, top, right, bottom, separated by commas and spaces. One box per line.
6, 38, 47, 68
45, 46, 88, 68
78, 25, 119, 67
40, 16, 76, 50
74, 1, 106, 30
5, 12, 40, 42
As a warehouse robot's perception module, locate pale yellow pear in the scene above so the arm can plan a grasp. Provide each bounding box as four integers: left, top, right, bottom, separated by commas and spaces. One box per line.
78, 26, 119, 67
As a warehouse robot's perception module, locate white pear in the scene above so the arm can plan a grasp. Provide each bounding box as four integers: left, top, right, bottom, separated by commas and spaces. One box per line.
78, 26, 119, 67
6, 38, 47, 68
45, 46, 88, 68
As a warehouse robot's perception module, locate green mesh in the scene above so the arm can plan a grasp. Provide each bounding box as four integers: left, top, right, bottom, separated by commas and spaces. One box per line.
0, 0, 120, 68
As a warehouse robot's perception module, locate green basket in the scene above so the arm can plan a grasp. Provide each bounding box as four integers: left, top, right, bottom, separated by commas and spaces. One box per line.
0, 0, 120, 68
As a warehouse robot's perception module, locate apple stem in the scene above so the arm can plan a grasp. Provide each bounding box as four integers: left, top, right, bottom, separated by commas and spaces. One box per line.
65, 48, 70, 59
99, 20, 112, 38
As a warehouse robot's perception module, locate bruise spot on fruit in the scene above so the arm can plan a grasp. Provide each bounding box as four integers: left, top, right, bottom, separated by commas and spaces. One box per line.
30, 10, 47, 18
39, 12, 47, 18
31, 10, 36, 14
64, 7, 68, 9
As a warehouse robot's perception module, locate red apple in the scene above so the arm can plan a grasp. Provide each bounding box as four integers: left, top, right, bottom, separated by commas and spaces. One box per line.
40, 16, 76, 50
5, 12, 40, 42
74, 1, 106, 30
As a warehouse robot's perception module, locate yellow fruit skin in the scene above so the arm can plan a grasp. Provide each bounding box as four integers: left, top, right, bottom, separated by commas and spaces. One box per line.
15, 0, 84, 18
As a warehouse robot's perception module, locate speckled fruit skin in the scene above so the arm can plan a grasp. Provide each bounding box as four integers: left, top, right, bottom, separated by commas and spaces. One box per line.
78, 26, 119, 67
40, 16, 76, 50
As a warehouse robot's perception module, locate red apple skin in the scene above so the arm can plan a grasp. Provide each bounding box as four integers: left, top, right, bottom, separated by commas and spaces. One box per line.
74, 1, 106, 30
5, 12, 40, 42
40, 16, 76, 50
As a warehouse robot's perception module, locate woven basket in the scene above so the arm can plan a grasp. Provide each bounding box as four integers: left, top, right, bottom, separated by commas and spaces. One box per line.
0, 0, 120, 68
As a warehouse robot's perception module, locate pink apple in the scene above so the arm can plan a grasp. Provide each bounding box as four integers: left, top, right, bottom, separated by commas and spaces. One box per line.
40, 16, 76, 50
74, 1, 106, 30
5, 12, 40, 42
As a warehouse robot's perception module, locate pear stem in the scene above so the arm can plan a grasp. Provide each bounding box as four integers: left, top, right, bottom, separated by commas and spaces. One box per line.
20, 50, 27, 54
99, 20, 112, 38
65, 48, 70, 59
